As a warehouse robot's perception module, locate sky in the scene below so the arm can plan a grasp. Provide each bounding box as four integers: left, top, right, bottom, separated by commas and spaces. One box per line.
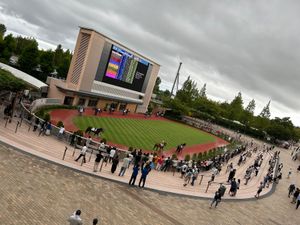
0, 0, 299, 126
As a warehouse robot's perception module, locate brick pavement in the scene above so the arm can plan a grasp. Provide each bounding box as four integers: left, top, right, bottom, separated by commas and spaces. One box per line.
0, 117, 274, 199
0, 143, 299, 225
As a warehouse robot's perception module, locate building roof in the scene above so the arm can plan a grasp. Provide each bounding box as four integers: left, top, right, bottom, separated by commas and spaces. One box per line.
56, 85, 143, 104
0, 62, 48, 89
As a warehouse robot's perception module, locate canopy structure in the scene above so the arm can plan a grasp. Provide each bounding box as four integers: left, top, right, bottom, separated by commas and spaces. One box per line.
0, 62, 48, 90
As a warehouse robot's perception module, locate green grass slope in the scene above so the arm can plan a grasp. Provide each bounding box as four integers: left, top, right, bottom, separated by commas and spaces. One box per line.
73, 116, 215, 150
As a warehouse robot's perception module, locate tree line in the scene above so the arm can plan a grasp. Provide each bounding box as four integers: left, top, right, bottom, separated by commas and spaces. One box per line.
154, 75, 300, 142
0, 24, 72, 82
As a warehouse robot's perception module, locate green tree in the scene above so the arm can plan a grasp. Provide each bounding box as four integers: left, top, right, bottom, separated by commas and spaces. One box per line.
15, 36, 36, 55
266, 117, 296, 141
1, 34, 17, 60
39, 50, 54, 74
153, 76, 161, 94
175, 76, 199, 106
227, 92, 244, 121
53, 44, 63, 67
18, 40, 39, 73
260, 100, 271, 119
0, 24, 6, 39
199, 83, 207, 98
245, 99, 256, 114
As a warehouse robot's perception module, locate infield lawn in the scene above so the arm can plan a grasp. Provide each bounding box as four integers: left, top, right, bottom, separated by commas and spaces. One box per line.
73, 116, 215, 150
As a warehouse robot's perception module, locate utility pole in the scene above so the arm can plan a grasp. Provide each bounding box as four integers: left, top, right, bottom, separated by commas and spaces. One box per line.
170, 62, 182, 97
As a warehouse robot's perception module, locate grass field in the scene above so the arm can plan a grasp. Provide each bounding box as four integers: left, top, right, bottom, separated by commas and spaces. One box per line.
73, 116, 215, 150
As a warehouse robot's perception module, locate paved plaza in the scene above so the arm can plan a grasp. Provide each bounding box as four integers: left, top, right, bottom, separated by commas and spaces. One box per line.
0, 143, 299, 225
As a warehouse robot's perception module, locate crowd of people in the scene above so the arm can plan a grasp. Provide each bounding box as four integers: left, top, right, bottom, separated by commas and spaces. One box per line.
288, 183, 300, 209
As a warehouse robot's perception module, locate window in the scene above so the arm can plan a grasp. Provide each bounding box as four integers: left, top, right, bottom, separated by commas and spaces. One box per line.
88, 99, 98, 107
78, 98, 86, 106
63, 96, 74, 105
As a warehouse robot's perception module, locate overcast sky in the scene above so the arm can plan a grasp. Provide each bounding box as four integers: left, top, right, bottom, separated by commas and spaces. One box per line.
1, 0, 299, 125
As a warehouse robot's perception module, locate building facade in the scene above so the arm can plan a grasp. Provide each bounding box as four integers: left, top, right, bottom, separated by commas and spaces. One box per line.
47, 27, 160, 113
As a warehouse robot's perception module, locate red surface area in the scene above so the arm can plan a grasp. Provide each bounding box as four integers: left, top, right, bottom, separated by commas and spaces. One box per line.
50, 109, 228, 159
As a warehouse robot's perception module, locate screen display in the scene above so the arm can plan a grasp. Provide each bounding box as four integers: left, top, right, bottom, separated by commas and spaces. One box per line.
101, 45, 150, 92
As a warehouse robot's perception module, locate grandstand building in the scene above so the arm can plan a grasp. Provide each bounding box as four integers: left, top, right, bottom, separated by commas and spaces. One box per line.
47, 27, 160, 113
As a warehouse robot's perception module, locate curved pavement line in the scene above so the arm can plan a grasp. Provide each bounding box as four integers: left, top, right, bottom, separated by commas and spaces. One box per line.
0, 139, 278, 202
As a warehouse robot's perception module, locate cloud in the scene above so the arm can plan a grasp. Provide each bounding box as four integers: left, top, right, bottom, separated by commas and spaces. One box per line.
1, 0, 300, 125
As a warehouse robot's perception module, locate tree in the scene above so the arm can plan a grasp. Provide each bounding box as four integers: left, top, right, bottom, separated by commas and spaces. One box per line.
53, 44, 63, 67
227, 92, 244, 121
0, 34, 17, 60
0, 24, 6, 39
18, 40, 39, 73
199, 83, 207, 98
39, 50, 54, 74
153, 77, 161, 94
245, 99, 256, 114
260, 100, 271, 119
15, 36, 36, 55
175, 76, 199, 105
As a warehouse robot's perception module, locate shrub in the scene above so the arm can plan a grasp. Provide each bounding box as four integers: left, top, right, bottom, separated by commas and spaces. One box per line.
171, 153, 177, 160
56, 121, 64, 127
184, 154, 191, 161
192, 153, 197, 160
197, 152, 202, 160
44, 113, 51, 122
101, 138, 107, 144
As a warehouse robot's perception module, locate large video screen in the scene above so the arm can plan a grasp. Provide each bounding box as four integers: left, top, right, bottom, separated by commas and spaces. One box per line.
101, 45, 150, 92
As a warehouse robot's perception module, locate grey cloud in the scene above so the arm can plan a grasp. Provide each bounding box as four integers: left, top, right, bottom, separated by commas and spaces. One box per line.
1, 0, 300, 125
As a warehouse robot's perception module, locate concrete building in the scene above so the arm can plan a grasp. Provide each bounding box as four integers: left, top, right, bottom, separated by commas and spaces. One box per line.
47, 27, 160, 113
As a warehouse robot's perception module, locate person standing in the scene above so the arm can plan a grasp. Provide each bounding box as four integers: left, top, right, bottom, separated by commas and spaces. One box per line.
111, 155, 119, 173
109, 148, 116, 163
93, 152, 103, 172
119, 154, 131, 176
138, 165, 151, 188
67, 210, 82, 225
291, 188, 300, 203
75, 145, 87, 163
129, 164, 139, 185
210, 191, 222, 208
288, 183, 296, 198
92, 218, 99, 225
58, 125, 65, 139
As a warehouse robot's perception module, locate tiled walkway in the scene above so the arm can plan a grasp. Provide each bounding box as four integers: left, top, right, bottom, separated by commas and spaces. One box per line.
0, 138, 299, 225
0, 116, 274, 199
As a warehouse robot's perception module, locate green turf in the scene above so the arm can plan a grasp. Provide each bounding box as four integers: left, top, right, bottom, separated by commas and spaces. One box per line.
73, 116, 215, 150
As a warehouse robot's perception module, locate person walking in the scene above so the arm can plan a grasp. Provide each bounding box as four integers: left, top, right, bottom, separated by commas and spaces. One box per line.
111, 155, 119, 173
75, 145, 87, 163
129, 164, 139, 185
255, 182, 264, 198
93, 152, 103, 172
57, 125, 65, 139
67, 209, 82, 225
210, 190, 222, 208
138, 165, 151, 188
119, 154, 131, 176
287, 168, 292, 178
229, 178, 237, 196
296, 194, 300, 210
